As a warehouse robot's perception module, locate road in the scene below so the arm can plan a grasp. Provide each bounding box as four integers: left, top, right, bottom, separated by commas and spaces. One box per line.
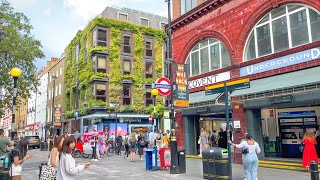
21, 149, 310, 180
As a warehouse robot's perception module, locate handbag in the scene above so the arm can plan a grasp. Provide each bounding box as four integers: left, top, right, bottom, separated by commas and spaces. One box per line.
39, 163, 56, 180
242, 140, 249, 154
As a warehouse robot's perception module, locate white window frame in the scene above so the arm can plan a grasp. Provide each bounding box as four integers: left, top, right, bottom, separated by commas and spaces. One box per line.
60, 67, 62, 75
243, 4, 320, 61
159, 22, 167, 30
118, 12, 128, 21
186, 38, 230, 77
140, 17, 149, 26
59, 83, 62, 95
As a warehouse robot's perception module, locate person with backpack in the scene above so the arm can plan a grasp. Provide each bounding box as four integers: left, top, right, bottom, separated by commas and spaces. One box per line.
10, 137, 32, 180
0, 129, 13, 156
124, 133, 130, 158
57, 136, 90, 180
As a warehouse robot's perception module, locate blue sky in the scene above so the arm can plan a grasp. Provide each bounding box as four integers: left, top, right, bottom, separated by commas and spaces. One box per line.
9, 0, 168, 69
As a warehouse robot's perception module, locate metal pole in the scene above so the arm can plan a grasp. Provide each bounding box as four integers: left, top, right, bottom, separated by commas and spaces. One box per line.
224, 81, 232, 180
11, 77, 18, 140
153, 96, 156, 134
310, 160, 319, 180
51, 77, 56, 137
166, 0, 175, 129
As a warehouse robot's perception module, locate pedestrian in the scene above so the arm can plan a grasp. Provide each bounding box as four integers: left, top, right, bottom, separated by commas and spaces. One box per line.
228, 133, 261, 180
90, 133, 100, 161
48, 136, 65, 178
218, 128, 227, 149
115, 135, 123, 155
302, 130, 318, 170
129, 134, 137, 162
315, 125, 320, 157
10, 137, 32, 180
0, 129, 13, 156
57, 136, 90, 180
198, 128, 207, 156
210, 130, 217, 147
124, 133, 130, 158
162, 133, 169, 148
138, 134, 145, 161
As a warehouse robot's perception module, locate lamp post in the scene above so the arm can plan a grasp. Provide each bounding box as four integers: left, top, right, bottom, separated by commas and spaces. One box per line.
165, 0, 179, 174
151, 89, 158, 134
51, 75, 57, 137
10, 68, 22, 139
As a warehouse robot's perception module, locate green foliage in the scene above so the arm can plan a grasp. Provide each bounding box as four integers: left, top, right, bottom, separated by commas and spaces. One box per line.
0, 1, 44, 113
145, 104, 165, 117
64, 16, 166, 116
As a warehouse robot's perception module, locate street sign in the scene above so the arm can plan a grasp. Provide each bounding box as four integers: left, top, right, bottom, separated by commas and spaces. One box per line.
74, 111, 78, 117
155, 77, 171, 96
148, 115, 152, 123
205, 78, 250, 95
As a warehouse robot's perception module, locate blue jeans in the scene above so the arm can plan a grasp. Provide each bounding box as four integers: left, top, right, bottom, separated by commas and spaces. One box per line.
242, 153, 258, 180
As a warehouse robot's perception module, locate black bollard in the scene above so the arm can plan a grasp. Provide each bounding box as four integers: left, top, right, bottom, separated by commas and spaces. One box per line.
310, 160, 319, 180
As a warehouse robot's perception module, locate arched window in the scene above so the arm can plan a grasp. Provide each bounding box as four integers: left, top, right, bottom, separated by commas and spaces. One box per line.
244, 4, 320, 61
186, 38, 231, 77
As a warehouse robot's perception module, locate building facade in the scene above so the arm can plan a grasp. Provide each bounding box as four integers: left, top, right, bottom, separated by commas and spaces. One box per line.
171, 0, 320, 163
15, 97, 28, 138
63, 7, 167, 136
1, 107, 11, 137
26, 86, 37, 136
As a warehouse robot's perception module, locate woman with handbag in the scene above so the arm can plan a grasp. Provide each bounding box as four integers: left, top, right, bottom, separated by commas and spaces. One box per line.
228, 134, 261, 180
57, 136, 90, 180
10, 137, 32, 180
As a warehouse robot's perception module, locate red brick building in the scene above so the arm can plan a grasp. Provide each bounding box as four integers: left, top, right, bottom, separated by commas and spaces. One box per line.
172, 0, 320, 163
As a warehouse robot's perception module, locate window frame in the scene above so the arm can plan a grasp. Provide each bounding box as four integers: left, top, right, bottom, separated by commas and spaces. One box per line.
122, 33, 133, 55
145, 84, 153, 107
140, 17, 149, 26
91, 83, 108, 103
92, 27, 108, 48
159, 22, 167, 30
243, 4, 320, 62
122, 83, 132, 105
122, 57, 132, 75
145, 61, 154, 79
144, 37, 154, 58
93, 55, 108, 73
118, 12, 128, 22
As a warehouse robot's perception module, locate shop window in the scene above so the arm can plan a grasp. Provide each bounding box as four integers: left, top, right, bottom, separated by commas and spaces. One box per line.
145, 39, 153, 57
123, 84, 131, 105
123, 35, 132, 54
244, 4, 320, 61
123, 59, 132, 75
92, 27, 107, 47
186, 38, 230, 77
145, 85, 152, 106
145, 62, 153, 78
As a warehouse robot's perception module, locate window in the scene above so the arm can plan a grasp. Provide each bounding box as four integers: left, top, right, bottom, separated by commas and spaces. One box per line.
92, 27, 107, 47
55, 86, 58, 97
145, 39, 153, 57
160, 22, 166, 30
123, 84, 131, 105
95, 84, 107, 102
48, 90, 51, 100
76, 43, 80, 63
244, 5, 320, 61
56, 70, 59, 78
145, 62, 153, 78
94, 56, 107, 73
59, 83, 62, 95
119, 13, 128, 21
140, 18, 149, 26
181, 0, 197, 15
123, 35, 131, 54
186, 38, 230, 76
60, 67, 62, 75
123, 59, 131, 75
145, 85, 153, 106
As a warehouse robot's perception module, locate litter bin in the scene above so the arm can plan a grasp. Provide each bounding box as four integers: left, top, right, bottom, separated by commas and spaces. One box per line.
145, 147, 157, 171
178, 149, 186, 173
40, 142, 48, 151
202, 147, 229, 180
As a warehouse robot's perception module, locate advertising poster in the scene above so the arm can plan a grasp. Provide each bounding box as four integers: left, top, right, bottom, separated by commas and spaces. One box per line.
174, 63, 189, 107
84, 126, 88, 133
92, 125, 98, 132
109, 123, 128, 136
97, 123, 104, 133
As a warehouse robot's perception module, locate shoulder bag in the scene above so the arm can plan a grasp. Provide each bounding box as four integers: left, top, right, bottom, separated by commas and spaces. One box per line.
39, 149, 57, 180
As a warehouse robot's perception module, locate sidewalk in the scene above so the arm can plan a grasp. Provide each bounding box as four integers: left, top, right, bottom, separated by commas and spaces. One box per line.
23, 149, 311, 180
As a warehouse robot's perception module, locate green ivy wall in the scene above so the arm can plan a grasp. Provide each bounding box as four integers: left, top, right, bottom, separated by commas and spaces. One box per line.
64, 18, 166, 120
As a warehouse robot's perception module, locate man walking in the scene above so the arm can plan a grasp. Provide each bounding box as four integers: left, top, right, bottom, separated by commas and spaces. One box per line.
0, 129, 12, 156
91, 133, 99, 161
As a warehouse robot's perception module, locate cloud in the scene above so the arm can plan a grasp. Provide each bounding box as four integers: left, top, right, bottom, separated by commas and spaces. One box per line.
43, 7, 52, 16
10, 0, 39, 10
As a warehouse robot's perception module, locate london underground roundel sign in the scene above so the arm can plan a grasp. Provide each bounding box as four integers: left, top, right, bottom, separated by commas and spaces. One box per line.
155, 77, 171, 96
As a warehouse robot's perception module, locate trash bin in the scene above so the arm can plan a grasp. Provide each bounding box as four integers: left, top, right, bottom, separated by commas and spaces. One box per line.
178, 149, 186, 173
40, 142, 48, 151
145, 147, 157, 171
159, 148, 171, 169
202, 147, 229, 180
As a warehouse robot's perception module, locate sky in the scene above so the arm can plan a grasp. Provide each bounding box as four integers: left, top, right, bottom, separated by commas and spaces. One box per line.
9, 0, 168, 69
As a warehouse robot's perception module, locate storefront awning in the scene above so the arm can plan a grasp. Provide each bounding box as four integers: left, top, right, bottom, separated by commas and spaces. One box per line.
231, 66, 320, 97
189, 91, 221, 103
81, 113, 150, 119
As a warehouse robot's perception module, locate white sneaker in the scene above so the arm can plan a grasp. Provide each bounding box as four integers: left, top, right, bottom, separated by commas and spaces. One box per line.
94, 159, 99, 162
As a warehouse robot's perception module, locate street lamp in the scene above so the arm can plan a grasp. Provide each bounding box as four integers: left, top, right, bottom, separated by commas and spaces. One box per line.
151, 89, 158, 133
51, 75, 57, 137
10, 68, 22, 139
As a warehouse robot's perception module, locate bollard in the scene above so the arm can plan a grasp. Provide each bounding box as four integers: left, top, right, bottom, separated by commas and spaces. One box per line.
310, 160, 319, 180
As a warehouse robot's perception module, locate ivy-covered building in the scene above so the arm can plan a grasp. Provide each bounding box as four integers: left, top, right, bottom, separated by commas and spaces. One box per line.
63, 7, 167, 135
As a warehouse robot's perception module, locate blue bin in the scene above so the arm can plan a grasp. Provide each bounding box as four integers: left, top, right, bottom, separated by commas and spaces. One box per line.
145, 147, 157, 171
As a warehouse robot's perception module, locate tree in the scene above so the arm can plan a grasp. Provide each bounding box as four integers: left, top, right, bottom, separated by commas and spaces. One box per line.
0, 0, 44, 114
